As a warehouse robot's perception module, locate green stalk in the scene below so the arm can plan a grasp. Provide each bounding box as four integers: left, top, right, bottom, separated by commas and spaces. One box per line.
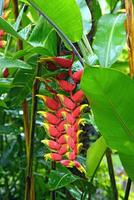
124, 178, 131, 200
25, 63, 41, 200
106, 149, 118, 200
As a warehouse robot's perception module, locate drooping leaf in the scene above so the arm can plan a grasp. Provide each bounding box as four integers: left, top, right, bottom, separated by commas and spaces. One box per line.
76, 0, 92, 35
86, 136, 107, 179
28, 0, 83, 42
0, 56, 32, 69
0, 17, 21, 39
93, 14, 126, 67
81, 67, 134, 181
6, 68, 35, 107
29, 16, 57, 55
48, 170, 79, 191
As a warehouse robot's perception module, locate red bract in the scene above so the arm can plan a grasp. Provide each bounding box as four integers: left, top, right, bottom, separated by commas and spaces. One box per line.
57, 94, 76, 110
37, 95, 60, 110
66, 151, 76, 160
58, 144, 69, 155
3, 0, 10, 9
71, 90, 84, 103
60, 160, 73, 167
58, 80, 76, 92
58, 134, 69, 144
71, 69, 83, 82
42, 139, 60, 150
43, 123, 61, 138
53, 57, 73, 68
0, 30, 5, 37
3, 68, 9, 78
45, 153, 62, 161
72, 104, 88, 118
38, 111, 60, 125
61, 111, 75, 125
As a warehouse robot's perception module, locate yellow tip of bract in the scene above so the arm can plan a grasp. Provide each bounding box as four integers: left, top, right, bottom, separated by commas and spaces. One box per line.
57, 94, 64, 102
77, 130, 83, 136
40, 57, 54, 63
80, 104, 89, 111
64, 124, 71, 130
36, 94, 46, 101
41, 139, 49, 145
78, 118, 86, 126
78, 165, 86, 174
44, 153, 51, 160
43, 123, 49, 130
37, 111, 47, 117
61, 111, 66, 118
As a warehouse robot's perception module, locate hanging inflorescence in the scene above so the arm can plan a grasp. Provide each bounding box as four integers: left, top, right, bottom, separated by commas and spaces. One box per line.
37, 54, 89, 174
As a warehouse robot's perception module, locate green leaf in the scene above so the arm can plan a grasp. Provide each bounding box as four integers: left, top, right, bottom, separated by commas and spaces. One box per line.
29, 16, 57, 55
0, 17, 21, 38
119, 153, 134, 181
81, 67, 134, 153
48, 170, 79, 190
86, 136, 107, 179
76, 0, 91, 35
6, 68, 35, 107
28, 0, 83, 42
0, 56, 32, 69
93, 14, 126, 67
81, 67, 134, 180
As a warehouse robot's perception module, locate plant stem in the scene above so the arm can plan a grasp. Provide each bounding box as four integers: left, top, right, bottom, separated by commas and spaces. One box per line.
124, 178, 131, 200
51, 161, 56, 200
106, 149, 118, 200
27, 0, 83, 65
25, 63, 41, 200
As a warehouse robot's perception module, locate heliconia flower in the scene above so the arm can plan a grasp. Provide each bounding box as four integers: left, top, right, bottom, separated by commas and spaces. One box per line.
64, 124, 75, 136
58, 80, 76, 92
56, 72, 68, 79
53, 57, 73, 68
71, 69, 83, 82
0, 40, 6, 48
58, 144, 69, 155
2, 68, 9, 78
61, 111, 75, 125
74, 143, 83, 155
0, 30, 5, 37
74, 118, 87, 131
57, 94, 76, 110
58, 134, 69, 144
43, 123, 61, 138
37, 95, 60, 110
38, 111, 60, 125
47, 62, 58, 71
71, 90, 84, 103
57, 120, 67, 132
73, 161, 86, 174
41, 139, 60, 150
67, 137, 75, 149
71, 130, 83, 143
65, 151, 76, 160
56, 108, 67, 118
60, 160, 74, 167
3, 0, 10, 9
45, 153, 62, 161
72, 104, 88, 118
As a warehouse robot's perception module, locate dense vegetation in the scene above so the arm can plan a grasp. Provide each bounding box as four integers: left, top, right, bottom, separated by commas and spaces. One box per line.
0, 0, 134, 199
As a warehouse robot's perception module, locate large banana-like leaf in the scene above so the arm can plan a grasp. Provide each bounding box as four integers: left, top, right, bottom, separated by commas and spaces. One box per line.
93, 14, 126, 67
81, 67, 134, 180
28, 0, 83, 42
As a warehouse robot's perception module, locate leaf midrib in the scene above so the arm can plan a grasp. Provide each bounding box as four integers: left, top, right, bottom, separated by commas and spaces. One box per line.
104, 14, 122, 67
91, 74, 134, 142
